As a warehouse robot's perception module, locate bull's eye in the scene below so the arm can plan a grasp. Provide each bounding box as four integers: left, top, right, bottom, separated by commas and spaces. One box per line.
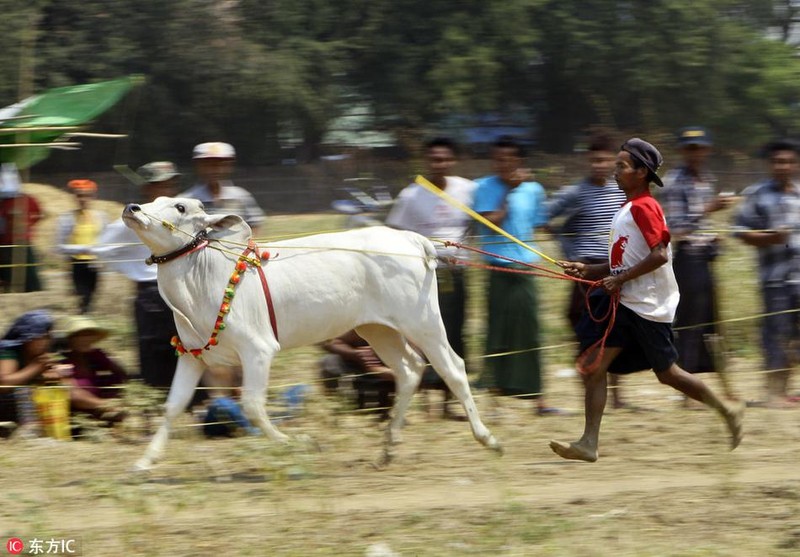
175, 203, 186, 214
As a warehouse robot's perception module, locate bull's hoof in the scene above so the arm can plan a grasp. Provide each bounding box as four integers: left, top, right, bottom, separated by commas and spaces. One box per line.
373, 447, 395, 470
476, 432, 503, 456
486, 436, 504, 456
386, 429, 403, 446
269, 432, 291, 444
290, 434, 321, 453
132, 458, 155, 474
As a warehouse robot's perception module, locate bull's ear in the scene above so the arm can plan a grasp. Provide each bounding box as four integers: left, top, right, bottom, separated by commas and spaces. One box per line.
203, 214, 252, 243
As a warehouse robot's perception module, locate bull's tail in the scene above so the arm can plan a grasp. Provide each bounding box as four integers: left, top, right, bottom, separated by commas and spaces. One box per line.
420, 236, 439, 271
402, 230, 438, 271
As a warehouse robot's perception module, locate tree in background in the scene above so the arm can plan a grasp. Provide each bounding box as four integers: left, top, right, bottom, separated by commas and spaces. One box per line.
0, 0, 799, 165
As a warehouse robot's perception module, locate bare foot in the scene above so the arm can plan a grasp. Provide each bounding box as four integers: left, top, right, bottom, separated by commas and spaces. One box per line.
725, 401, 745, 450
549, 439, 598, 462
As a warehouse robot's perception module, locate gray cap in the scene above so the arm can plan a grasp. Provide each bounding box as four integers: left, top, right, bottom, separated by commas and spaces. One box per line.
620, 138, 664, 187
137, 161, 181, 183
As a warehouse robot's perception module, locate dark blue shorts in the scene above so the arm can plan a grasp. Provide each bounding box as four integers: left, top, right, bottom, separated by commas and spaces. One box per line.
576, 292, 678, 374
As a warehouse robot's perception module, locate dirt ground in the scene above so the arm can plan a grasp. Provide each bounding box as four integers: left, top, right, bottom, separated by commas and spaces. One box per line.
2, 363, 799, 557
1, 187, 798, 556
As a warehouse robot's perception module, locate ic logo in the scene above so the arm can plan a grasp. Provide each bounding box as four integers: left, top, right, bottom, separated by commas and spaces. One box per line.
6, 538, 24, 555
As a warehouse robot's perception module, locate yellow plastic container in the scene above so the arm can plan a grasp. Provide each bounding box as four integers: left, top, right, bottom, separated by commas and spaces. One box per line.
32, 386, 72, 441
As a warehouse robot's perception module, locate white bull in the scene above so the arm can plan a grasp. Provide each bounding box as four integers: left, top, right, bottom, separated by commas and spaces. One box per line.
123, 197, 501, 470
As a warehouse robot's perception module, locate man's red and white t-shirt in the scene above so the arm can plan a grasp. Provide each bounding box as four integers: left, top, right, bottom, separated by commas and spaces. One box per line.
608, 191, 680, 323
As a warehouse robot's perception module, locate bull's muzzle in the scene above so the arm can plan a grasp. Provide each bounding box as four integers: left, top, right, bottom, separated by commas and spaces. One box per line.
124, 203, 142, 216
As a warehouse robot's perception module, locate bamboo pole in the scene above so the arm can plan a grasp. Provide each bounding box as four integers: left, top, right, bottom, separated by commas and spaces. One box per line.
10, 10, 41, 292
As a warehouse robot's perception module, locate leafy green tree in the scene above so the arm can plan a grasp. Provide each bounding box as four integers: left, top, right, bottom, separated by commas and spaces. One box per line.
1, 0, 799, 164
532, 0, 800, 151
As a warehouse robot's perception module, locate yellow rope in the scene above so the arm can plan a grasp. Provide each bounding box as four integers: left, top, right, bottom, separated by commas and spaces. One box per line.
413, 175, 561, 266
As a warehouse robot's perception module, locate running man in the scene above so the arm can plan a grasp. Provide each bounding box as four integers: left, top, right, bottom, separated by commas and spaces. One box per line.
550, 138, 744, 462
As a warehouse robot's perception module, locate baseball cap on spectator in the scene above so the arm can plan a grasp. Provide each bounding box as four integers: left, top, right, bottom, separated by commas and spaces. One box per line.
620, 137, 664, 187
137, 161, 181, 184
678, 127, 713, 147
192, 142, 236, 160
67, 179, 97, 193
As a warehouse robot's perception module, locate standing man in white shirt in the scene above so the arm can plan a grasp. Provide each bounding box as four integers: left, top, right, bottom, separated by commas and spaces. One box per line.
182, 142, 265, 232
386, 137, 476, 419
93, 162, 180, 388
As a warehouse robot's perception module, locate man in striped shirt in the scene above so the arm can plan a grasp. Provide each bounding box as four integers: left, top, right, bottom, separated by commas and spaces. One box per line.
548, 132, 628, 408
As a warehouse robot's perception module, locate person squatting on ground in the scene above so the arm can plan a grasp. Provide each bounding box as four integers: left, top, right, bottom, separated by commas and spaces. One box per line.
320, 330, 395, 420
733, 139, 800, 407
659, 127, 737, 402
550, 138, 744, 463
0, 310, 60, 436
474, 136, 560, 415
59, 315, 127, 421
386, 137, 475, 419
547, 131, 629, 409
0, 310, 124, 438
56, 179, 108, 314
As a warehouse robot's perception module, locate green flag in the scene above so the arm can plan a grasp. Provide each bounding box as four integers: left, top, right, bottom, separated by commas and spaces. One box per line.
0, 76, 143, 169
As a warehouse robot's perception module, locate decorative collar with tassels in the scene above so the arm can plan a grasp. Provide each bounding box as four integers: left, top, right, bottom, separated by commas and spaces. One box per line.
171, 239, 279, 359
146, 230, 210, 266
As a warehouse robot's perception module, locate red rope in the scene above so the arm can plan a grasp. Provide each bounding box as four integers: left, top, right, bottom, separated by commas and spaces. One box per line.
576, 287, 620, 376
444, 240, 619, 375
442, 240, 595, 284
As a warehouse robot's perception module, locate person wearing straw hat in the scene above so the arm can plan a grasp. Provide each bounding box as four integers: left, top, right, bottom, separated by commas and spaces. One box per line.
93, 161, 180, 389
551, 138, 744, 462
56, 179, 108, 314
181, 142, 265, 231
59, 316, 127, 412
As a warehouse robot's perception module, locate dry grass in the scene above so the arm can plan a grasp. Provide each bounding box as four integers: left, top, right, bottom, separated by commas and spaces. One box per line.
0, 185, 796, 557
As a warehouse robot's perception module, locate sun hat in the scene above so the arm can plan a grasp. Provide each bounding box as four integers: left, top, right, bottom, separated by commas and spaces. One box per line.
61, 315, 109, 342
137, 161, 181, 184
192, 142, 236, 160
620, 138, 664, 187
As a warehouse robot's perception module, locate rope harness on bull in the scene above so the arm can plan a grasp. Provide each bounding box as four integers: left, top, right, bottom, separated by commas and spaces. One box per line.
140, 211, 279, 358
170, 239, 279, 359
